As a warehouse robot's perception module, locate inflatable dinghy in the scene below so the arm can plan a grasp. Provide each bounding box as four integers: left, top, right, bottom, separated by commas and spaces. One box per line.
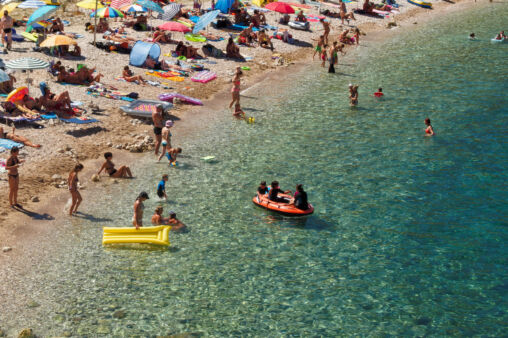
120, 99, 172, 118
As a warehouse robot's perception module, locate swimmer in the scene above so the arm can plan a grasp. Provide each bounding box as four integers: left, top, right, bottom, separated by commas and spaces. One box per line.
157, 174, 168, 200
374, 87, 384, 97
133, 191, 149, 229
469, 33, 476, 40
424, 118, 435, 136
167, 211, 186, 232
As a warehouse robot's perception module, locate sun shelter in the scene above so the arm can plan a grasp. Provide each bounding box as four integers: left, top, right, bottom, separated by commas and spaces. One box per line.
215, 0, 234, 14
129, 41, 161, 67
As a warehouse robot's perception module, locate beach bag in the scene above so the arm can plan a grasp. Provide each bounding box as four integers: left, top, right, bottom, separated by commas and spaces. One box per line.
215, 18, 231, 28
127, 92, 139, 99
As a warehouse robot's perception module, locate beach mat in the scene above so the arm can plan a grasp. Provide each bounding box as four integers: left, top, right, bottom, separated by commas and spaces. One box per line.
0, 139, 24, 150
41, 114, 99, 124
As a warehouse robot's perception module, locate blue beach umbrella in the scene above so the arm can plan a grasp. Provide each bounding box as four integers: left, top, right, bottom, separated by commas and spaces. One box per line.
18, 0, 46, 9
192, 10, 220, 34
0, 69, 10, 83
215, 0, 234, 14
135, 0, 163, 14
27, 5, 58, 25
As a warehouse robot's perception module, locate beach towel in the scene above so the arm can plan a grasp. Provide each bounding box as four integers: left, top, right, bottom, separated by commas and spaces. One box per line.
0, 159, 6, 171
146, 72, 185, 82
0, 113, 40, 122
0, 139, 23, 150
306, 15, 325, 22
40, 114, 99, 124
87, 91, 135, 102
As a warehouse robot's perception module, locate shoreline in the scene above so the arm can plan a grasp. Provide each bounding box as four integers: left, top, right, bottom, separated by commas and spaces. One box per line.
0, 0, 488, 264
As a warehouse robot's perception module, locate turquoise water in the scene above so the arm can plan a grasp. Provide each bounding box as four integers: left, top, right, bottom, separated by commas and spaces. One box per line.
2, 4, 507, 336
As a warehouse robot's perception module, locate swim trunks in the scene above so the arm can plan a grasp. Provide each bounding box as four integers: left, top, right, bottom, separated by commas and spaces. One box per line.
153, 127, 162, 135
315, 46, 322, 52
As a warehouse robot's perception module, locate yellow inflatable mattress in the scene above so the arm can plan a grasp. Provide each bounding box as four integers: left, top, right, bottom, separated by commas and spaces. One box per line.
102, 225, 171, 246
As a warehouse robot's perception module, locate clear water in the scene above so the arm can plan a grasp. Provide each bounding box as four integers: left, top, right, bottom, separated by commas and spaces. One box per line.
1, 4, 507, 336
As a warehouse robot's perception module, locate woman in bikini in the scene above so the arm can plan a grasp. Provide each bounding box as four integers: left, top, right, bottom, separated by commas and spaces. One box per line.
6, 146, 23, 208
68, 163, 83, 216
122, 66, 146, 84
0, 125, 41, 148
229, 67, 242, 109
97, 152, 132, 178
424, 118, 435, 136
133, 191, 149, 229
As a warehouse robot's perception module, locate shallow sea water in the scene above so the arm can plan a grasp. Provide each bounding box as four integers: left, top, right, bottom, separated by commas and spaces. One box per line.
1, 4, 507, 336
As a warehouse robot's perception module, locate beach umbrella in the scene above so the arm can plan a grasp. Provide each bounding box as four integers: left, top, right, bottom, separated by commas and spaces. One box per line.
158, 21, 191, 33
0, 69, 10, 83
135, 0, 163, 14
111, 0, 133, 10
215, 0, 234, 14
265, 2, 295, 14
192, 10, 220, 34
158, 3, 181, 21
5, 58, 49, 90
27, 5, 58, 24
0, 58, 5, 68
91, 6, 124, 18
77, 0, 104, 10
40, 34, 77, 47
1, 2, 20, 14
121, 4, 146, 13
18, 0, 46, 9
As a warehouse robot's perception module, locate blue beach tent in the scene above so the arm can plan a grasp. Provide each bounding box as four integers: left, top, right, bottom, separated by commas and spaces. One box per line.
129, 41, 161, 67
215, 0, 234, 14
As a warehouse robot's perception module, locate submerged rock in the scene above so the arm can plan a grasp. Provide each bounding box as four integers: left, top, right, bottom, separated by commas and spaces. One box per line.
17, 328, 35, 338
113, 310, 126, 319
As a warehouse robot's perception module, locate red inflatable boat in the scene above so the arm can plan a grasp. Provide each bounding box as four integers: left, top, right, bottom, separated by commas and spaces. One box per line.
252, 194, 314, 216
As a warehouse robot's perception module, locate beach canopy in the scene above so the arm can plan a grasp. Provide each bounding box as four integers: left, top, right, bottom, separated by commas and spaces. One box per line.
77, 0, 104, 10
135, 0, 163, 13
111, 0, 133, 9
129, 41, 161, 67
265, 2, 295, 14
1, 2, 20, 14
0, 69, 10, 83
5, 57, 49, 70
158, 21, 191, 33
18, 0, 46, 9
215, 0, 234, 14
192, 10, 220, 34
40, 35, 77, 47
91, 6, 124, 18
121, 4, 146, 13
158, 3, 181, 21
27, 5, 58, 25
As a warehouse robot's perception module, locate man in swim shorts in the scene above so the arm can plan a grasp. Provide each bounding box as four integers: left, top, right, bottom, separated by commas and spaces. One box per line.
152, 104, 164, 156
158, 120, 173, 162
1, 10, 13, 51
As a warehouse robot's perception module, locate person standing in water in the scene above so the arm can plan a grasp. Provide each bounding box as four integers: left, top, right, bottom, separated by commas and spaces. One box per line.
349, 84, 359, 106
1, 10, 14, 52
166, 147, 182, 166
157, 174, 168, 200
158, 120, 173, 162
6, 146, 23, 209
424, 118, 435, 136
229, 67, 242, 109
133, 191, 149, 229
152, 105, 164, 156
313, 35, 324, 60
68, 163, 83, 216
328, 42, 338, 73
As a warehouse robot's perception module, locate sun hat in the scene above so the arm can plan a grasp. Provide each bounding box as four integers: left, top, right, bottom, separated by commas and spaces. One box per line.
165, 120, 174, 128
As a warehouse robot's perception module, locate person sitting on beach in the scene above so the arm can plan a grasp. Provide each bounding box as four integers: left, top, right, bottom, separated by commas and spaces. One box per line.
39, 84, 74, 116
0, 125, 41, 148
226, 37, 243, 59
144, 56, 171, 71
291, 184, 309, 210
251, 10, 266, 28
122, 66, 146, 84
153, 28, 175, 44
362, 0, 376, 13
268, 181, 292, 203
133, 15, 148, 31
97, 152, 133, 178
133, 191, 149, 229
50, 61, 62, 75
374, 87, 384, 97
96, 18, 109, 33
69, 45, 81, 57
50, 18, 64, 33
239, 24, 256, 46
296, 11, 307, 22
175, 42, 200, 59
257, 181, 269, 197
235, 8, 250, 25
57, 66, 103, 85
339, 29, 352, 44
424, 118, 435, 136
258, 30, 273, 50
166, 147, 182, 166
157, 174, 168, 199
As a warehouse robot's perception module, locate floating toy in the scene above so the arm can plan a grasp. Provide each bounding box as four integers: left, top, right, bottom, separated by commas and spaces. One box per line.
159, 92, 203, 105
185, 33, 206, 42
247, 117, 255, 124
252, 194, 314, 216
102, 226, 170, 246
7, 87, 29, 103
241, 66, 251, 71
191, 70, 217, 83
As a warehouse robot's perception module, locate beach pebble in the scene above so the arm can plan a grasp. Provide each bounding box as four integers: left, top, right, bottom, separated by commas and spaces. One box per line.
2, 247, 12, 253
113, 310, 126, 319
17, 328, 35, 338
107, 142, 113, 147
0, 329, 5, 337
31, 196, 39, 202
52, 174, 62, 181
91, 174, 100, 182
27, 300, 40, 308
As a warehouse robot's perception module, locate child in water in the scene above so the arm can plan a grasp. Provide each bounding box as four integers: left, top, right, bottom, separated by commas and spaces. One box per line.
233, 102, 245, 119
374, 88, 384, 97
424, 118, 435, 136
157, 174, 168, 200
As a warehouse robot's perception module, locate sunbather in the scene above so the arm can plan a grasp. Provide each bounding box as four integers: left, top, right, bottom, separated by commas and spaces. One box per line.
0, 72, 15, 94
235, 8, 250, 25
239, 24, 256, 46
0, 125, 41, 148
258, 30, 273, 50
280, 14, 290, 25
296, 11, 307, 22
144, 56, 170, 71
251, 10, 266, 27
103, 33, 136, 44
39, 86, 74, 116
153, 28, 176, 44
175, 42, 200, 59
122, 66, 146, 84
226, 37, 243, 59
362, 0, 376, 13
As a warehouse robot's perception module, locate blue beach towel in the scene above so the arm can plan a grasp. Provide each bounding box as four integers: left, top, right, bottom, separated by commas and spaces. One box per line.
0, 139, 23, 150
41, 114, 99, 124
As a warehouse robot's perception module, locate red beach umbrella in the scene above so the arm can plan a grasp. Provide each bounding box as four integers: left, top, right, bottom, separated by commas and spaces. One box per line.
265, 2, 295, 14
158, 21, 191, 33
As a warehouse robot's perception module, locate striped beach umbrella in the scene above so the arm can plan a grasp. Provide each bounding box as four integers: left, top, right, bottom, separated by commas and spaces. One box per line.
121, 4, 146, 13
27, 5, 58, 24
91, 6, 124, 18
111, 0, 132, 10
136, 0, 163, 14
18, 0, 46, 9
158, 3, 181, 21
192, 10, 220, 34
5, 57, 49, 70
